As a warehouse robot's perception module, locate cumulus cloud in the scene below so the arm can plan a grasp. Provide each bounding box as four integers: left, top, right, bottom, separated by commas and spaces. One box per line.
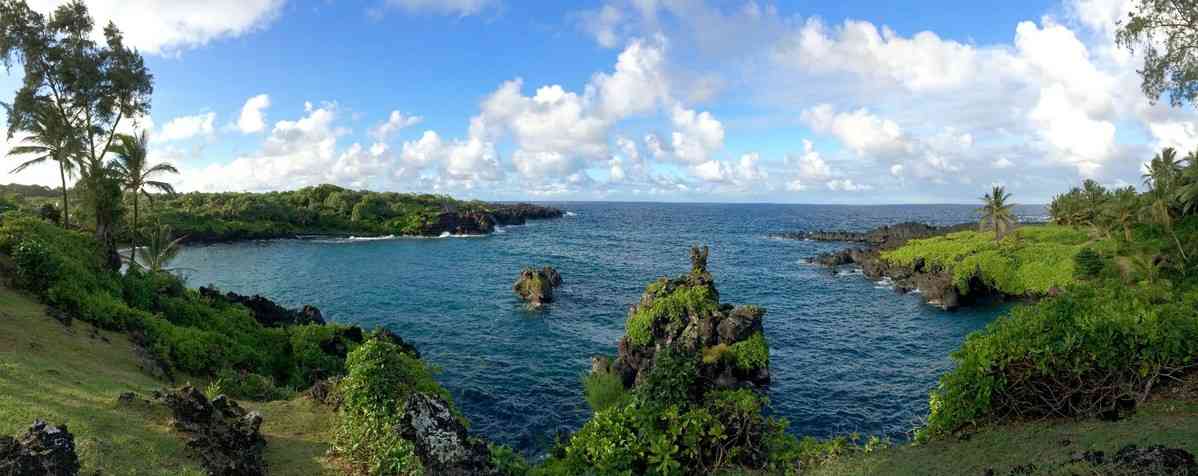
26, 0, 284, 55
669, 105, 725, 164
156, 112, 215, 142
237, 94, 271, 134
827, 179, 872, 192
370, 110, 423, 142
800, 105, 907, 158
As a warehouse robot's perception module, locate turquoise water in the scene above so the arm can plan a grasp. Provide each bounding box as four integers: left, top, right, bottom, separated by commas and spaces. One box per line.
171, 203, 1044, 454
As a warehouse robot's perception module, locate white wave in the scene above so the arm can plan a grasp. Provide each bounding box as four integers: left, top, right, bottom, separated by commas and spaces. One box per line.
565, 211, 577, 217
835, 268, 863, 277
874, 276, 895, 290
347, 235, 395, 241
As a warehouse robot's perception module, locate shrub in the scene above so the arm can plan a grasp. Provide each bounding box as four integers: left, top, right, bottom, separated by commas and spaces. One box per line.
335, 339, 450, 475
12, 239, 57, 293
1073, 247, 1104, 279
626, 284, 719, 346
924, 281, 1198, 436
730, 332, 769, 370
637, 348, 699, 407
582, 371, 628, 413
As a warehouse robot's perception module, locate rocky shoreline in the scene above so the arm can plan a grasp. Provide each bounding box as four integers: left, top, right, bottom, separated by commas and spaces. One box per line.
775, 222, 1002, 310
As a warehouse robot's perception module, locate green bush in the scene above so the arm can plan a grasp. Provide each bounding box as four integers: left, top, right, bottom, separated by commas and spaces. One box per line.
582, 371, 628, 413
924, 281, 1198, 437
730, 332, 769, 370
335, 338, 451, 475
1073, 247, 1104, 279
11, 239, 57, 293
636, 348, 699, 407
626, 284, 719, 346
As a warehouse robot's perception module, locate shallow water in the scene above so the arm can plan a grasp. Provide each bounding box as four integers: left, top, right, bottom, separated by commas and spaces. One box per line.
172, 202, 1044, 454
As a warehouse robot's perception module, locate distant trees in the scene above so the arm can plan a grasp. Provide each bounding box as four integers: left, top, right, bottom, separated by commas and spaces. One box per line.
1116, 1, 1198, 107
978, 185, 1016, 240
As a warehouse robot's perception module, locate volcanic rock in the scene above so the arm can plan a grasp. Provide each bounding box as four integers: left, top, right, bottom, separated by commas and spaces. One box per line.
0, 420, 81, 476
514, 266, 563, 308
396, 393, 499, 476
156, 386, 266, 476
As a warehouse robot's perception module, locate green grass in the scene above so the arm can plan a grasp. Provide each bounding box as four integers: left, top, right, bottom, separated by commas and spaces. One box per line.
881, 225, 1092, 296
0, 285, 338, 475
807, 391, 1198, 475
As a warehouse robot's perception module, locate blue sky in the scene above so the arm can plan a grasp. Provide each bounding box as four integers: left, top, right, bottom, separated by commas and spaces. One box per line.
1, 0, 1192, 204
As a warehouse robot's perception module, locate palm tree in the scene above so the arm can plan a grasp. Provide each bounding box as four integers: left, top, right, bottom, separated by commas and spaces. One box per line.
1178, 149, 1198, 214
1103, 186, 1140, 242
135, 221, 186, 274
1141, 187, 1189, 263
1144, 147, 1184, 193
4, 102, 81, 228
978, 185, 1017, 241
110, 130, 178, 255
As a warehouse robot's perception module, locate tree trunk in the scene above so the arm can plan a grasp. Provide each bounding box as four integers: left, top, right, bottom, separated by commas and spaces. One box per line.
58, 159, 69, 229
1172, 230, 1189, 263
131, 192, 139, 265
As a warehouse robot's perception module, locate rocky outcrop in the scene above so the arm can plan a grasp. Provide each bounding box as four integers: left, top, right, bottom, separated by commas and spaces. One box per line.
421, 211, 497, 236
156, 386, 267, 476
199, 286, 325, 327
489, 203, 565, 226
514, 266, 563, 308
789, 222, 1001, 311
772, 221, 975, 250
605, 246, 770, 391
0, 420, 81, 476
396, 393, 500, 476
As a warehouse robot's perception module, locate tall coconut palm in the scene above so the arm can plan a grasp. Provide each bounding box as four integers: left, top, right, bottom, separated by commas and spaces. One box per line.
1144, 147, 1184, 193
1103, 186, 1140, 241
110, 130, 178, 254
979, 186, 1017, 241
1141, 186, 1189, 263
4, 103, 81, 228
1178, 149, 1198, 214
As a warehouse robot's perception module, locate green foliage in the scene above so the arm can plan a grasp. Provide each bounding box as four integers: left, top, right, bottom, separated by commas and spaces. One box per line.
1116, 1, 1198, 108
924, 281, 1198, 437
11, 238, 56, 292
213, 368, 294, 401
882, 226, 1090, 296
729, 333, 769, 371
626, 284, 719, 346
583, 371, 629, 413
637, 348, 699, 407
1073, 247, 1104, 279
335, 339, 449, 475
489, 444, 530, 476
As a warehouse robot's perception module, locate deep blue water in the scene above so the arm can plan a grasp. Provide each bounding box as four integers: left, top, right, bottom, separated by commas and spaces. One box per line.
171, 203, 1046, 454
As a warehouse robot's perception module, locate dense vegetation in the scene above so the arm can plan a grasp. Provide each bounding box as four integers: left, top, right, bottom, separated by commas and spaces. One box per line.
881, 225, 1094, 296
916, 148, 1198, 440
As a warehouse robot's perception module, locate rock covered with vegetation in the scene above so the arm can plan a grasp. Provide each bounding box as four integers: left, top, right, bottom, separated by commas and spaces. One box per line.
0, 420, 81, 476
199, 286, 325, 327
397, 392, 500, 476
533, 246, 805, 475
774, 221, 976, 250
157, 386, 267, 476
513, 266, 562, 308
607, 245, 770, 389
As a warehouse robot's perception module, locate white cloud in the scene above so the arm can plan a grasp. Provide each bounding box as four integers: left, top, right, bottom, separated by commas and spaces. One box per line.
237, 94, 271, 134
381, 0, 497, 16
800, 104, 907, 158
156, 112, 215, 142
669, 104, 725, 164
790, 140, 833, 180
993, 158, 1015, 169
827, 179, 872, 192
371, 110, 423, 142
27, 0, 285, 55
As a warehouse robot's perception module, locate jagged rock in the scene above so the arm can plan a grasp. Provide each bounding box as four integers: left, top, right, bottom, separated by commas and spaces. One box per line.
774, 222, 976, 250
607, 247, 769, 391
157, 386, 266, 476
199, 287, 326, 327
396, 393, 499, 476
305, 377, 343, 407
1111, 445, 1197, 473
514, 266, 563, 308
0, 420, 81, 476
489, 203, 565, 226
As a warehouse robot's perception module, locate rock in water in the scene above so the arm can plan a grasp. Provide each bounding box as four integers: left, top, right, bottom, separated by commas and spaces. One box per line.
397, 393, 499, 476
513, 266, 563, 308
0, 420, 81, 476
605, 246, 770, 391
157, 386, 266, 476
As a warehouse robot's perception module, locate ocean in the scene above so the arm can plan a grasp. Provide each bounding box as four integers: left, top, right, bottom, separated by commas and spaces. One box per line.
171, 202, 1046, 454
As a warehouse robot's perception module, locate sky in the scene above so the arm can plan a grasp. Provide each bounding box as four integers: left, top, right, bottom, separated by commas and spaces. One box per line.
0, 0, 1193, 204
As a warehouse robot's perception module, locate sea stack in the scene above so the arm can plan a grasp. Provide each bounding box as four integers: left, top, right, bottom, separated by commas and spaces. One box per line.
513, 266, 563, 308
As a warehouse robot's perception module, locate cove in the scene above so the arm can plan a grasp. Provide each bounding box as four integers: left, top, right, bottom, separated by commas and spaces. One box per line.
171, 202, 1043, 455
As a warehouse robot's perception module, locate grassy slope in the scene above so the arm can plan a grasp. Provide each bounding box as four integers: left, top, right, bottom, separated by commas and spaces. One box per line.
809, 388, 1198, 475
0, 285, 338, 475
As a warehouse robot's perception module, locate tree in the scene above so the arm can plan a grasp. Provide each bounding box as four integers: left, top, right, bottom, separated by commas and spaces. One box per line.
134, 221, 185, 274
1141, 186, 1189, 263
1178, 149, 1198, 214
111, 129, 177, 255
0, 0, 154, 271
4, 100, 80, 227
1116, 1, 1198, 107
1103, 186, 1140, 242
978, 185, 1017, 241
1144, 147, 1184, 193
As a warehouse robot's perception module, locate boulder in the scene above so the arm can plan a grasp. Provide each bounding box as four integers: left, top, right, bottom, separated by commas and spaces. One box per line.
199, 286, 325, 327
0, 420, 81, 476
396, 393, 499, 476
157, 386, 266, 476
513, 266, 563, 308
1111, 445, 1197, 474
